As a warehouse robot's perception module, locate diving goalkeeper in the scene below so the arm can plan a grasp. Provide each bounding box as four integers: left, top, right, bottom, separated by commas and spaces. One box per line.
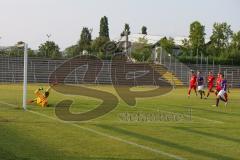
28, 85, 53, 107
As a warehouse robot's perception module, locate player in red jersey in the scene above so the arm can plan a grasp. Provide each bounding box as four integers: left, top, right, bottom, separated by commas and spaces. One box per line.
215, 73, 223, 96
212, 74, 228, 108
206, 71, 215, 98
188, 70, 197, 98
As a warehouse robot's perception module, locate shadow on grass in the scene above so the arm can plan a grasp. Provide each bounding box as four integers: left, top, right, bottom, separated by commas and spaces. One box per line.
0, 125, 143, 160
96, 124, 234, 160
0, 147, 143, 160
0, 125, 73, 160
174, 127, 240, 143
0, 147, 27, 160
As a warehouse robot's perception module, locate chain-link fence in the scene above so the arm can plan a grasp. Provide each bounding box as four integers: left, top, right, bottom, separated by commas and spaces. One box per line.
157, 51, 240, 87
0, 56, 239, 87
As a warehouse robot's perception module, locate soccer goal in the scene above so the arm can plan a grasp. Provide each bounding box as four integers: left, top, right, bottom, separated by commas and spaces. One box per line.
0, 42, 28, 110
22, 42, 28, 110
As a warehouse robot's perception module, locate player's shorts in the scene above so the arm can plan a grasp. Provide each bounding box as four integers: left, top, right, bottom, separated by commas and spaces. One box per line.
198, 85, 204, 91
208, 84, 214, 90
189, 84, 196, 90
41, 100, 48, 107
36, 97, 48, 107
218, 90, 226, 99
216, 86, 221, 92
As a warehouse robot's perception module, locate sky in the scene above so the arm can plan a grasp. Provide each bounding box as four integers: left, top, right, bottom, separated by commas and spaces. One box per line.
0, 0, 239, 50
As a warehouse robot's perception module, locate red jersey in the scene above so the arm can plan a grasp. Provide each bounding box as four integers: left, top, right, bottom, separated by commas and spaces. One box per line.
208, 75, 215, 86
190, 75, 197, 85
216, 77, 222, 88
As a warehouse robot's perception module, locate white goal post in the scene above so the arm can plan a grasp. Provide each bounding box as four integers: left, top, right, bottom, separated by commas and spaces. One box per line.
23, 43, 28, 110
15, 42, 28, 110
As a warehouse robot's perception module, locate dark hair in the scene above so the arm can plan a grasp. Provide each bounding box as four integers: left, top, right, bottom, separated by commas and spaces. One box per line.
45, 91, 49, 98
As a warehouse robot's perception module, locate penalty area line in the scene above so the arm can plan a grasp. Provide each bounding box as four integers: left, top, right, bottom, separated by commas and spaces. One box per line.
0, 101, 185, 160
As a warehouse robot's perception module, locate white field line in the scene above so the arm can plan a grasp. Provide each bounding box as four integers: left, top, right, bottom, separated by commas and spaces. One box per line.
0, 101, 223, 124
137, 105, 224, 124
0, 101, 185, 160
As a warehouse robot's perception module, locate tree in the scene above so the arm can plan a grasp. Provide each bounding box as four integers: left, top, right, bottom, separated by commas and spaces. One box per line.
189, 21, 206, 56
38, 41, 61, 58
78, 27, 92, 52
159, 37, 175, 54
141, 26, 147, 35
0, 41, 36, 57
9, 47, 22, 57
91, 37, 109, 53
121, 23, 130, 37
0, 49, 6, 56
131, 38, 152, 62
180, 38, 191, 56
64, 45, 80, 58
231, 31, 240, 51
99, 16, 110, 40
227, 31, 240, 61
209, 22, 233, 55
91, 16, 111, 57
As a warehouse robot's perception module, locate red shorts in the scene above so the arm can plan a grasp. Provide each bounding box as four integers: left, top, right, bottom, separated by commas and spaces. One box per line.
189, 84, 196, 90
216, 86, 221, 92
208, 84, 214, 90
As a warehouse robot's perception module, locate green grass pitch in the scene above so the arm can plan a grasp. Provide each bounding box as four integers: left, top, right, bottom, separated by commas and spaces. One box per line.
0, 84, 240, 160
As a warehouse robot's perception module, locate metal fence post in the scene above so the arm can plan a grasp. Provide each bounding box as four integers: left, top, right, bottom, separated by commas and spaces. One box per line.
175, 56, 176, 75
181, 63, 182, 80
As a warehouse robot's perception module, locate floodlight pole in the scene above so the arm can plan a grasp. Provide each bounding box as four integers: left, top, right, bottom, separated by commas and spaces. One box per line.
23, 43, 28, 110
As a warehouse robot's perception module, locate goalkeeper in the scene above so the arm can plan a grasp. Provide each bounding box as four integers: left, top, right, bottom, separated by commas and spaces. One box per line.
28, 85, 52, 107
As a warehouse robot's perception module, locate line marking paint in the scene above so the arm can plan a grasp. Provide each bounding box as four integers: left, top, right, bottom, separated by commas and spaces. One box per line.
0, 101, 185, 160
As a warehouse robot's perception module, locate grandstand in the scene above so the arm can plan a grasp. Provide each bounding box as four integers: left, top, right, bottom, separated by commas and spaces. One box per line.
0, 56, 171, 86
0, 55, 239, 87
